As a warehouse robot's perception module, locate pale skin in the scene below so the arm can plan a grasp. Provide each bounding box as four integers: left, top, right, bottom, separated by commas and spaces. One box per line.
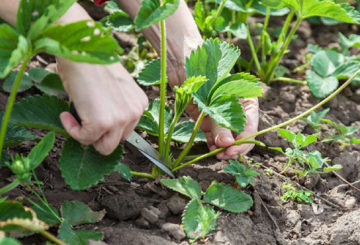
0, 0, 259, 160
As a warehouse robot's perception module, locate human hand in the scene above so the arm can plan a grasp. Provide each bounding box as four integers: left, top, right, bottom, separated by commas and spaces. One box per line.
185, 98, 259, 160
57, 59, 148, 155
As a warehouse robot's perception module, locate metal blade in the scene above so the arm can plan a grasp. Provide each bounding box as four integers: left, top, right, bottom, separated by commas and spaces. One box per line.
127, 132, 175, 178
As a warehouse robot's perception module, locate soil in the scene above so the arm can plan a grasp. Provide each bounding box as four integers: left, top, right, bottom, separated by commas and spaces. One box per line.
1, 5, 360, 245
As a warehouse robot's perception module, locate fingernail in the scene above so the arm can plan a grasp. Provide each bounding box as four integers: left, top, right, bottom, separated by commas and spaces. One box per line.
219, 136, 233, 144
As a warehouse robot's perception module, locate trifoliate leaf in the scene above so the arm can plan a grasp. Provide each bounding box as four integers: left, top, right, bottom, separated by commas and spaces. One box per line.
35, 20, 122, 64
135, 0, 180, 30
185, 38, 240, 102
61, 201, 105, 226
182, 199, 220, 242
59, 139, 123, 190
306, 70, 338, 98
161, 176, 202, 200
193, 93, 246, 134
137, 59, 161, 86
11, 95, 69, 136
203, 181, 253, 213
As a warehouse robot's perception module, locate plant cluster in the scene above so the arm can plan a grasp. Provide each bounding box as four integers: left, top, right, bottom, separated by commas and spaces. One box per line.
281, 183, 313, 204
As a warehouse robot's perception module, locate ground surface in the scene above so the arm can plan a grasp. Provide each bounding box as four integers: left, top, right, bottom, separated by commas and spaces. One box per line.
1, 5, 360, 245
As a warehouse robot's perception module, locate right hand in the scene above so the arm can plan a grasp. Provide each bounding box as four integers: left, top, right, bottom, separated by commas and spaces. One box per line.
57, 59, 148, 155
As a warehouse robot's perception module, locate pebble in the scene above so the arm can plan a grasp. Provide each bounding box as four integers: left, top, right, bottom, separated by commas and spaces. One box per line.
141, 206, 160, 224
167, 195, 187, 215
161, 223, 186, 241
344, 196, 357, 209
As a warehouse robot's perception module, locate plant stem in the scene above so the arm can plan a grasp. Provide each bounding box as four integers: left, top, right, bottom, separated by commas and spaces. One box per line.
0, 55, 31, 160
174, 69, 360, 172
265, 16, 303, 83
158, 17, 167, 156
210, 0, 227, 28
272, 77, 307, 85
131, 171, 155, 179
172, 111, 205, 168
39, 230, 66, 245
246, 24, 262, 75
0, 179, 21, 196
164, 115, 180, 159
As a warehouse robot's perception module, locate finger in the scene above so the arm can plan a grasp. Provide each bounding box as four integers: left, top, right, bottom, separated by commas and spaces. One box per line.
122, 117, 140, 140
211, 122, 235, 148
93, 127, 122, 155
225, 144, 255, 158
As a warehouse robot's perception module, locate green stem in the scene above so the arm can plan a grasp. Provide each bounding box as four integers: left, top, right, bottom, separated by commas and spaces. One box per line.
0, 179, 21, 196
265, 16, 302, 83
174, 69, 360, 172
0, 55, 31, 160
131, 171, 155, 179
246, 24, 262, 75
272, 77, 307, 85
248, 7, 270, 71
39, 230, 66, 245
172, 111, 205, 168
164, 115, 180, 159
275, 11, 294, 51
211, 0, 227, 28
158, 18, 167, 156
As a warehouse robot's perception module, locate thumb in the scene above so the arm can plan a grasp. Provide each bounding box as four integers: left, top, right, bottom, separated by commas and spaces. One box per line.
211, 121, 234, 148
60, 112, 84, 143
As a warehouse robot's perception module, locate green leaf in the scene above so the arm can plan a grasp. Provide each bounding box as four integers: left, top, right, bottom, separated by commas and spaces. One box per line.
114, 163, 132, 181
58, 220, 102, 245
31, 202, 60, 226
269, 146, 285, 154
2, 71, 33, 93
61, 201, 105, 226
210, 80, 263, 102
203, 181, 253, 213
35, 20, 122, 64
301, 108, 330, 130
137, 99, 172, 135
278, 128, 296, 143
324, 164, 343, 173
0, 112, 35, 148
306, 70, 339, 98
103, 11, 134, 32
193, 93, 246, 134
339, 32, 360, 51
161, 176, 202, 200
225, 22, 248, 39
224, 160, 258, 187
28, 67, 52, 82
261, 0, 360, 23
194, 0, 206, 31
11, 95, 69, 136
136, 59, 161, 86
172, 121, 206, 143
311, 50, 344, 77
0, 236, 21, 245
16, 0, 76, 37
0, 201, 48, 232
35, 73, 66, 97
331, 60, 360, 86
27, 132, 55, 170
135, 0, 180, 31
182, 199, 220, 242
186, 38, 240, 102
0, 24, 28, 79
174, 76, 207, 117
59, 139, 123, 190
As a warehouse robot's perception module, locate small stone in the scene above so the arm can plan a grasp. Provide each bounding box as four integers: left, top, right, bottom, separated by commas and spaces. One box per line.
135, 217, 150, 229
167, 195, 187, 215
161, 223, 186, 241
141, 206, 160, 224
286, 210, 301, 227
159, 201, 169, 219
344, 196, 357, 209
89, 241, 108, 245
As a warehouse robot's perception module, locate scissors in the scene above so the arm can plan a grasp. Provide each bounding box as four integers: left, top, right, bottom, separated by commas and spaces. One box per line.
70, 102, 175, 178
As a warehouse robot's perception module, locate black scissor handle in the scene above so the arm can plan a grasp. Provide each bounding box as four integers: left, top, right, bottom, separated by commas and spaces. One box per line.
70, 102, 82, 125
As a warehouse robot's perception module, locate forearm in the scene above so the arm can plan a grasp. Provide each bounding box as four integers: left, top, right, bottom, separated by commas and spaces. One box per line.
0, 1, 90, 26
118, 0, 203, 86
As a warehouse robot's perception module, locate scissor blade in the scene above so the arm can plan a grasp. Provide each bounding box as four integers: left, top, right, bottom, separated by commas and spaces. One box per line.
127, 132, 175, 178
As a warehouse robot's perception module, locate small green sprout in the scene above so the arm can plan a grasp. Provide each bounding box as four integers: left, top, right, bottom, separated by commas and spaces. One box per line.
224, 160, 259, 187
281, 183, 313, 204
301, 108, 330, 132
321, 119, 360, 145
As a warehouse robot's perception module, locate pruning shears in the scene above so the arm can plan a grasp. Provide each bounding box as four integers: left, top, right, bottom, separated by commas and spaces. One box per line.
69, 102, 175, 178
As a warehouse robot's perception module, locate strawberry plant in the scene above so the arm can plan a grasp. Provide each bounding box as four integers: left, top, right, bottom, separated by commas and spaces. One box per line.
224, 160, 259, 187
301, 108, 330, 132
281, 183, 313, 204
